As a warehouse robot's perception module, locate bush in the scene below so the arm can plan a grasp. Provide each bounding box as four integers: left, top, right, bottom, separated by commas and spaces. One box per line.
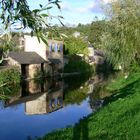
0, 67, 20, 95
64, 58, 93, 73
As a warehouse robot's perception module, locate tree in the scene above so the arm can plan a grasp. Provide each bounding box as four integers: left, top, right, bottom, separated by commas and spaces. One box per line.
88, 20, 106, 48
101, 0, 140, 71
0, 0, 62, 42
64, 36, 88, 55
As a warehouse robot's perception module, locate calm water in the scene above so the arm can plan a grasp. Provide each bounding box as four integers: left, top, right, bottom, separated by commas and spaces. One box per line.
0, 74, 104, 140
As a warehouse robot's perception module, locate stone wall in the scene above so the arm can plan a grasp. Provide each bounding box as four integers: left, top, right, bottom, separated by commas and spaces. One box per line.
28, 64, 41, 79
8, 57, 21, 71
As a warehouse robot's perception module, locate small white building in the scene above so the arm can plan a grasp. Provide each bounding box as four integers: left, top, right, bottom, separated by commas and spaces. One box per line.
73, 31, 80, 38
24, 35, 64, 72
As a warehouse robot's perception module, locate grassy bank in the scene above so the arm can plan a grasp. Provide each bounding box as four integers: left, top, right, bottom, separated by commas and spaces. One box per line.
39, 73, 140, 140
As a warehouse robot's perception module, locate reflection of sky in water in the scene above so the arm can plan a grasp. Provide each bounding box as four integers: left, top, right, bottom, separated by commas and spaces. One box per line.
0, 73, 104, 140
0, 97, 92, 140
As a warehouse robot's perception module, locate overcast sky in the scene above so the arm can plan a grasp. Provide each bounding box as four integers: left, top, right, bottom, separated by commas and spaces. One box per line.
28, 0, 114, 25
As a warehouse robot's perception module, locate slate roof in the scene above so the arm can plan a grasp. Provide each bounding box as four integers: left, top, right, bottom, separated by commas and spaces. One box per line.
8, 52, 46, 64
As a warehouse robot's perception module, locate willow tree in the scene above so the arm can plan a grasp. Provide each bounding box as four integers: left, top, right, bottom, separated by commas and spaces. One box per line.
101, 0, 140, 71
0, 0, 62, 42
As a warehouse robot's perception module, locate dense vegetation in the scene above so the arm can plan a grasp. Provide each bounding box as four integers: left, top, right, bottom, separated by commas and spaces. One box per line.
0, 67, 20, 98
64, 56, 93, 73
101, 0, 140, 71
57, 0, 140, 72
64, 37, 88, 55
38, 0, 140, 139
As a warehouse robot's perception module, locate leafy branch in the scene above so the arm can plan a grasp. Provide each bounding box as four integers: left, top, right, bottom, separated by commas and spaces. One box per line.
0, 0, 63, 43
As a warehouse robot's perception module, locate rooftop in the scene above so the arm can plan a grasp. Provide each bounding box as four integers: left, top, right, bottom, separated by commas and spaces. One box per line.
9, 52, 47, 64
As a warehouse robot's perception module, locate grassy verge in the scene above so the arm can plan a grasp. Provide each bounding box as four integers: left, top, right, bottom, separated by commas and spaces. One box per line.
106, 72, 140, 92
38, 73, 140, 140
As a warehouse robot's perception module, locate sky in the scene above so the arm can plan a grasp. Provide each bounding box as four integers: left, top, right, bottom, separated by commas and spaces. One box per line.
28, 0, 114, 26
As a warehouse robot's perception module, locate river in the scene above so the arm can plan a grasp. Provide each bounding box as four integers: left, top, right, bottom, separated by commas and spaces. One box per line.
0, 74, 106, 140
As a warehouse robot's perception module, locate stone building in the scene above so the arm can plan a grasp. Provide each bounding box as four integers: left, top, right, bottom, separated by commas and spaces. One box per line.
24, 35, 64, 73
8, 52, 47, 79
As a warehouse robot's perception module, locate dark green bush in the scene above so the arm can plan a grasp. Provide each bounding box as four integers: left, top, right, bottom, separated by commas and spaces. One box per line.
64, 59, 93, 73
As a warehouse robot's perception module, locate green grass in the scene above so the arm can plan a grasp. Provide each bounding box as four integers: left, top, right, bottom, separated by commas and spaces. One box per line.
106, 72, 140, 92
38, 73, 140, 140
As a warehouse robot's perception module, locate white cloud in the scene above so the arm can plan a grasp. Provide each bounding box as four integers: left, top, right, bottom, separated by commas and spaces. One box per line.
75, 1, 96, 14
76, 7, 88, 13
60, 0, 105, 16
60, 2, 71, 11
89, 2, 96, 9
102, 0, 117, 4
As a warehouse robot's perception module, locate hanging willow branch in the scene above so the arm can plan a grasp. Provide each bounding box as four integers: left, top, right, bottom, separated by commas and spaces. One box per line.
0, 0, 63, 43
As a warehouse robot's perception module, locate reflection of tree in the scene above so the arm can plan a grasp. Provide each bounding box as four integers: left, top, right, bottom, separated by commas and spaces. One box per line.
64, 74, 91, 105
64, 74, 91, 90
88, 74, 113, 111
64, 87, 88, 105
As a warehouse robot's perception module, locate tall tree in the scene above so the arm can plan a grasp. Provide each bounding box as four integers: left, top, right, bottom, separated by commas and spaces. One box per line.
101, 0, 140, 71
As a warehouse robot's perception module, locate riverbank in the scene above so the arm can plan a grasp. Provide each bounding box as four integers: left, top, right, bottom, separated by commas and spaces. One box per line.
38, 72, 140, 140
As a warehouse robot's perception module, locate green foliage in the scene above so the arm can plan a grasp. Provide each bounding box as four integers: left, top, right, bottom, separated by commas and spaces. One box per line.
64, 87, 88, 105
75, 23, 91, 36
64, 58, 93, 73
88, 20, 106, 48
64, 74, 91, 105
56, 23, 90, 37
0, 67, 20, 84
64, 37, 88, 55
101, 0, 140, 71
0, 0, 62, 43
106, 72, 140, 92
0, 33, 19, 52
0, 67, 20, 95
39, 72, 140, 140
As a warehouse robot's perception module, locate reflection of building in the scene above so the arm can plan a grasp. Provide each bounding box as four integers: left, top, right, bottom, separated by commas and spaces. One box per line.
21, 79, 49, 94
25, 89, 63, 115
4, 78, 64, 115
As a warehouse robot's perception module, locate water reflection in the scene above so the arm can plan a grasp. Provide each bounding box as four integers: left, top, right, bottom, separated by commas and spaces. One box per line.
4, 78, 64, 115
0, 74, 108, 140
2, 74, 106, 115
25, 89, 63, 115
